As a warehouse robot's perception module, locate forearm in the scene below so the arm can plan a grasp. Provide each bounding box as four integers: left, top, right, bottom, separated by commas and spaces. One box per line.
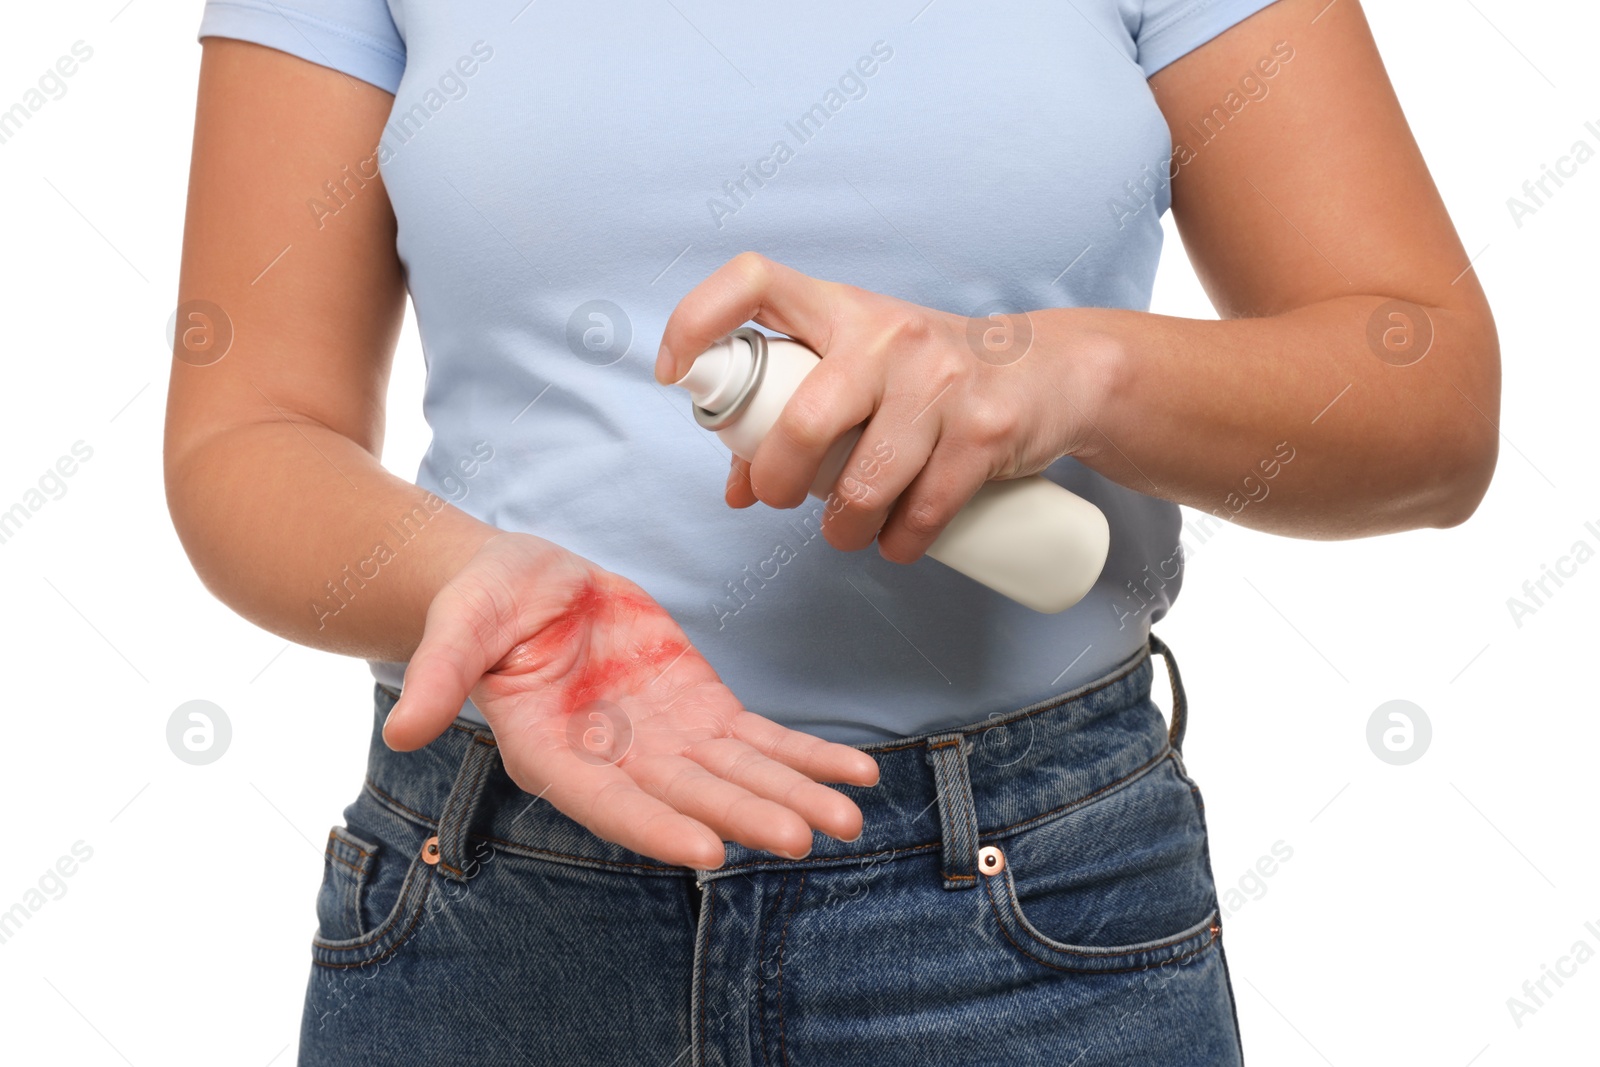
165, 419, 502, 662
1046, 295, 1500, 539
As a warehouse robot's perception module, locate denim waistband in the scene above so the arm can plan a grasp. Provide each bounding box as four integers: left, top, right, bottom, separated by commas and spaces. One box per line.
359, 633, 1186, 886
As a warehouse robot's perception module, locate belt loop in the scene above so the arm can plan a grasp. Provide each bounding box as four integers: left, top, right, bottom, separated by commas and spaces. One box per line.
924, 732, 980, 891
434, 728, 500, 883
1148, 632, 1187, 753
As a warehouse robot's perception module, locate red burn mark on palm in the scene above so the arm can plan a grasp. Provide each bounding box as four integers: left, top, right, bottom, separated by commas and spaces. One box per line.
562, 638, 684, 709
492, 575, 689, 714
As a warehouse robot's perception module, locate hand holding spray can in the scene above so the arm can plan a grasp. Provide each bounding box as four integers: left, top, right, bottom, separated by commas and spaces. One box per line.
672, 328, 1110, 613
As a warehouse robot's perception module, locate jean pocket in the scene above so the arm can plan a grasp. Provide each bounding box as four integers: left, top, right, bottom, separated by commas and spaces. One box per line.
315, 826, 380, 943
311, 814, 435, 969
980, 755, 1222, 973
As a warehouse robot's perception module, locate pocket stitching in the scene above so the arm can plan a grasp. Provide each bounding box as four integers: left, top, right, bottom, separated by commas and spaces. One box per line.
311, 882, 433, 970
983, 871, 1221, 974
978, 758, 1223, 973
324, 826, 378, 878
311, 849, 434, 963
1002, 863, 1218, 958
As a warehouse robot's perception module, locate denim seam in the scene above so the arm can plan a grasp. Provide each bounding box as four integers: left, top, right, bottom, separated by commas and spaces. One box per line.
698, 886, 714, 1066
982, 872, 1222, 974
311, 886, 432, 969
980, 747, 1173, 843
1004, 865, 1220, 959
700, 842, 942, 879
362, 779, 440, 830
756, 873, 789, 1067
311, 853, 433, 961
323, 840, 369, 877
471, 835, 690, 875
776, 872, 806, 1067
312, 860, 423, 952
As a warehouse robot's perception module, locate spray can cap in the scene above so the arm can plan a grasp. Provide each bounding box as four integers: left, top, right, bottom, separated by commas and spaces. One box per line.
674, 327, 768, 430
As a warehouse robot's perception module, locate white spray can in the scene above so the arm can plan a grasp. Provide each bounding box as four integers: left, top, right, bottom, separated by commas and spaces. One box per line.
673, 328, 1110, 614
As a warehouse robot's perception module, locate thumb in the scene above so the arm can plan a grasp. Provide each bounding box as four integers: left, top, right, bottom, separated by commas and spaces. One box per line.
383, 584, 501, 751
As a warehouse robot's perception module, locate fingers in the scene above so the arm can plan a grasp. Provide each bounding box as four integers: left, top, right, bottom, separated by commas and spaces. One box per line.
628, 754, 817, 860
383, 580, 504, 752
746, 309, 946, 511
875, 450, 993, 565
816, 420, 926, 552
543, 762, 728, 870
654, 251, 837, 385
687, 737, 865, 844
729, 711, 881, 788
725, 456, 757, 508
745, 363, 879, 509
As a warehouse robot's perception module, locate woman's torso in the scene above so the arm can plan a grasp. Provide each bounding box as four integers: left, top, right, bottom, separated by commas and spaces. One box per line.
366, 1, 1186, 742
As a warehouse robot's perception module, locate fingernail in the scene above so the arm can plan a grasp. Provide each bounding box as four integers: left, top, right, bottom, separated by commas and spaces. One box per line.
654, 342, 673, 383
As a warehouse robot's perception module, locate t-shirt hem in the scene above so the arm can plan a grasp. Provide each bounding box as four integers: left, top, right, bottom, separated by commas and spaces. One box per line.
197, 0, 405, 94
1137, 0, 1283, 77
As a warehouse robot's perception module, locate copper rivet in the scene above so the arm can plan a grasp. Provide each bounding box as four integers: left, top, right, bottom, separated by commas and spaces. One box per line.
422, 836, 441, 865
977, 845, 1005, 875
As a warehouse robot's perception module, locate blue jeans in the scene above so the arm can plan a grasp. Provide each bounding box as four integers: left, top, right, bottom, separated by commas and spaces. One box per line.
299, 633, 1242, 1065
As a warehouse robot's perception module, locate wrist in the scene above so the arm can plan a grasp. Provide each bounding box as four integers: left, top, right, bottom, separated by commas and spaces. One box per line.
1033, 308, 1131, 466
431, 512, 509, 588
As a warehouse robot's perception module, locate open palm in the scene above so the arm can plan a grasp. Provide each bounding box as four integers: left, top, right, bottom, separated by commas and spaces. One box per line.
382, 533, 879, 869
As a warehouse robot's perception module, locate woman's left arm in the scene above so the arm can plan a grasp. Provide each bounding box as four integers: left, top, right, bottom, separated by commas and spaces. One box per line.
656, 0, 1497, 560
1086, 0, 1499, 539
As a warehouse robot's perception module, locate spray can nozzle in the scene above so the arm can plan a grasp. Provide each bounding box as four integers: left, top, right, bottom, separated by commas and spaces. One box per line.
675, 327, 769, 430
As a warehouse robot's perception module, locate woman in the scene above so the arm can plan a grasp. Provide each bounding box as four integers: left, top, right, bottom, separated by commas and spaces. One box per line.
166, 0, 1497, 1062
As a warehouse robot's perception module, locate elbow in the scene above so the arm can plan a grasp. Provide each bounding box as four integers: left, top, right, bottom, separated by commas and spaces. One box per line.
1440, 435, 1497, 531
163, 454, 212, 588
1422, 311, 1500, 530
163, 438, 231, 599
1427, 428, 1498, 529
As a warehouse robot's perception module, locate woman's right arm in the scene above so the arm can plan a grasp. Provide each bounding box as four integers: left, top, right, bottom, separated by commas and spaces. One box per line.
166, 39, 876, 869
165, 38, 496, 662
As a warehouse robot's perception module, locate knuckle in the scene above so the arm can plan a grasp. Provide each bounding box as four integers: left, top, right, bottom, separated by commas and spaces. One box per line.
662, 762, 702, 800
963, 397, 1016, 446
766, 723, 812, 765
729, 250, 770, 288
833, 475, 881, 511
881, 306, 935, 352
779, 392, 834, 451
726, 744, 766, 781
898, 499, 950, 542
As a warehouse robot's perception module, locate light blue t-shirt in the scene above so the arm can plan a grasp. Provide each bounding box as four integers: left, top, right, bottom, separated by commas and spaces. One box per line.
199, 0, 1278, 743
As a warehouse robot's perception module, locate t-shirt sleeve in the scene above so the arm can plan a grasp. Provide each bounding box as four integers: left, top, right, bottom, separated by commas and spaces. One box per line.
197, 0, 406, 94
1133, 0, 1283, 78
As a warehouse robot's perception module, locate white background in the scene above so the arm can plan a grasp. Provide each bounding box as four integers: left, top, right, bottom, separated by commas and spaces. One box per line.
1, 1, 1595, 1063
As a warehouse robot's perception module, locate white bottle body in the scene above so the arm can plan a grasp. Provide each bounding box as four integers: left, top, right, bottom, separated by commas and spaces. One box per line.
682, 333, 1110, 614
